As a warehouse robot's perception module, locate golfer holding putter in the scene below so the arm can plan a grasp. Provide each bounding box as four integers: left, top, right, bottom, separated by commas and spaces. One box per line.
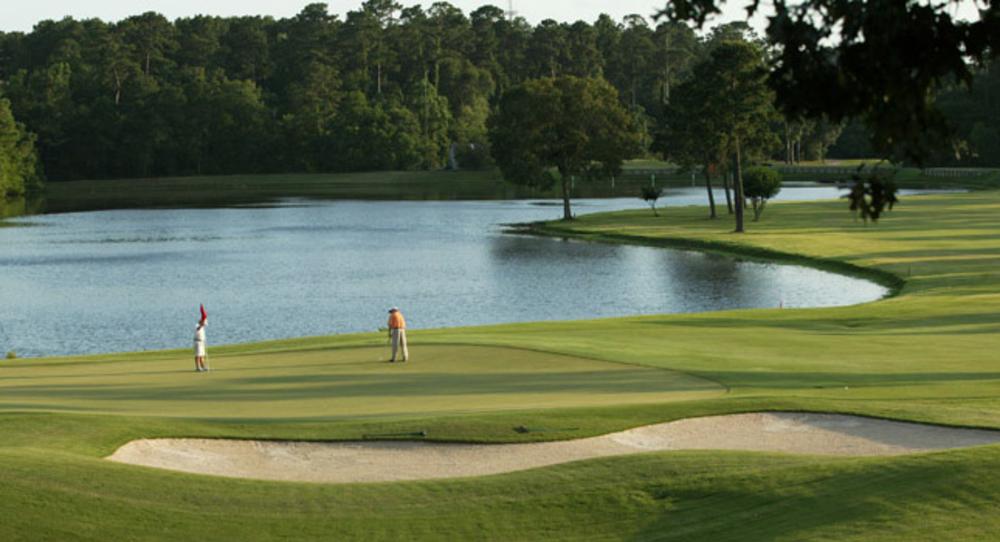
194, 304, 208, 372
387, 307, 408, 362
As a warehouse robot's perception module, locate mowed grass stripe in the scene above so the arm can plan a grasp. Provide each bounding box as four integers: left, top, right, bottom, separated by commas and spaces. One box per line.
0, 346, 723, 419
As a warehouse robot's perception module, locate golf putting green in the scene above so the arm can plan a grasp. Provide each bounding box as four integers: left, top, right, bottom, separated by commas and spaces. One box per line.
108, 412, 1000, 483
0, 345, 724, 419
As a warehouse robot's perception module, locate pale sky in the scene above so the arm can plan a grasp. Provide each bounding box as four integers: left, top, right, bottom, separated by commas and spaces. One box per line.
0, 1, 980, 34
0, 0, 761, 32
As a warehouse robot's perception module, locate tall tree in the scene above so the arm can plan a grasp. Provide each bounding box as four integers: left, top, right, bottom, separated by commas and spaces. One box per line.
803, 117, 844, 162
612, 15, 657, 111
526, 20, 569, 78
0, 95, 42, 197
174, 16, 226, 69
563, 21, 602, 78
4, 62, 74, 180
280, 62, 343, 171
695, 40, 776, 232
363, 0, 403, 95
490, 76, 641, 220
219, 17, 272, 83
657, 72, 726, 218
652, 21, 698, 106
118, 12, 177, 77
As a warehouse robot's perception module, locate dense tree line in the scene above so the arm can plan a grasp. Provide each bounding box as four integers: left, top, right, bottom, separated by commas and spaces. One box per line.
1, 2, 996, 186
934, 61, 1000, 167
0, 2, 707, 182
0, 94, 40, 196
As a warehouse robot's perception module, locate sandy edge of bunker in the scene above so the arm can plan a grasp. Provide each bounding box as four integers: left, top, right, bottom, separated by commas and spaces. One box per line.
107, 412, 1000, 484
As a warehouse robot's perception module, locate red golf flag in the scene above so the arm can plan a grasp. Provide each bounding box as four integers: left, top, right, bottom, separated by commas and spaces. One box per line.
200, 304, 208, 323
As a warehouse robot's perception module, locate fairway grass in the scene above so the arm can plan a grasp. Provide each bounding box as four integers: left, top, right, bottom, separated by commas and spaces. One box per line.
0, 346, 722, 419
1, 191, 999, 540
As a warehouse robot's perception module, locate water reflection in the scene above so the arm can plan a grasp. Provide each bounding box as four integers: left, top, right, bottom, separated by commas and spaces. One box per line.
0, 198, 45, 221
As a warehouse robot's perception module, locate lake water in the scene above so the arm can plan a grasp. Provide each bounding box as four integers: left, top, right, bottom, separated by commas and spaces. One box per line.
0, 187, 891, 358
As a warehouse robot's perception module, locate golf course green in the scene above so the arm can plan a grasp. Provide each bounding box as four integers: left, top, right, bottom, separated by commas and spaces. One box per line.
2, 190, 999, 540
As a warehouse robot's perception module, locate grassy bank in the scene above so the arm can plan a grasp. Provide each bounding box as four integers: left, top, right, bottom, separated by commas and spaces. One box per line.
2, 161, 994, 218
775, 164, 1000, 189
1, 191, 999, 539
32, 166, 681, 214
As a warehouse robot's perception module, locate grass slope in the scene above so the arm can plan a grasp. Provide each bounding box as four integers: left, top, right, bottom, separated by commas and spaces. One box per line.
1, 191, 999, 540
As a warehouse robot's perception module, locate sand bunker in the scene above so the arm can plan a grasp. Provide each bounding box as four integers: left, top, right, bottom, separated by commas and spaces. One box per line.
109, 413, 1000, 484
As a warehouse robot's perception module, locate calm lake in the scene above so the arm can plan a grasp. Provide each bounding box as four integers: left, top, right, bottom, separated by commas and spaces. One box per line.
0, 187, 891, 357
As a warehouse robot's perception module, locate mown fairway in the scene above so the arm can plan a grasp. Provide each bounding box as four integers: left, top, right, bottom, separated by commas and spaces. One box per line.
1, 191, 999, 540
0, 346, 721, 419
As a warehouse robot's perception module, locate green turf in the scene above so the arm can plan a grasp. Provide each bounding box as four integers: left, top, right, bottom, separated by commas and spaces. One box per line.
0, 345, 721, 419
1, 191, 999, 540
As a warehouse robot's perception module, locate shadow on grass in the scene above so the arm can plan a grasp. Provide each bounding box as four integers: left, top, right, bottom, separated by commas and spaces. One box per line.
0, 369, 722, 403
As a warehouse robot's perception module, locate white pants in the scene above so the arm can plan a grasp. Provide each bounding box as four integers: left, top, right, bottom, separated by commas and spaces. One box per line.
391, 328, 408, 361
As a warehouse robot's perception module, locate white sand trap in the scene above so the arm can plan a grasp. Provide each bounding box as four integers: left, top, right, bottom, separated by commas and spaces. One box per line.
108, 413, 1000, 484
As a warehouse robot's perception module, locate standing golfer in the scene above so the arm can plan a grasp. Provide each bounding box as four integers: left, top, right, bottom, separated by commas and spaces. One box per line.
387, 307, 408, 362
194, 304, 208, 372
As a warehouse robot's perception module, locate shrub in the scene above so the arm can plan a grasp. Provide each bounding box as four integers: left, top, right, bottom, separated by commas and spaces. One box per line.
743, 167, 782, 221
5, 351, 15, 360
640, 185, 664, 216
843, 170, 899, 224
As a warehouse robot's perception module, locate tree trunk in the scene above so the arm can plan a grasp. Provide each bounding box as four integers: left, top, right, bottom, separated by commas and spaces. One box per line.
733, 134, 746, 233
722, 169, 734, 214
114, 70, 122, 105
631, 77, 637, 109
377, 62, 383, 95
561, 171, 573, 220
662, 34, 671, 105
784, 123, 792, 164
703, 166, 717, 219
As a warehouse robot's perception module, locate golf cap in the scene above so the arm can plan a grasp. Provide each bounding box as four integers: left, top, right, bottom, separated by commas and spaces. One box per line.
389, 307, 399, 313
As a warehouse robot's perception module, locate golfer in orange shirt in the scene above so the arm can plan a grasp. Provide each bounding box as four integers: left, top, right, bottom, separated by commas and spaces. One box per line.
387, 307, 408, 362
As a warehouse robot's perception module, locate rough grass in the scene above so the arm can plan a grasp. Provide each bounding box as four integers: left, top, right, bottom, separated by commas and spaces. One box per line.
1, 191, 999, 540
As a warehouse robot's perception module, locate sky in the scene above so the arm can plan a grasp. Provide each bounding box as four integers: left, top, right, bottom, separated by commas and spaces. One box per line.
0, 0, 981, 34
0, 0, 761, 33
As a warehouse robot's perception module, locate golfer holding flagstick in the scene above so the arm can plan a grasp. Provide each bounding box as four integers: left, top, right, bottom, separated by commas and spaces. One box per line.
194, 304, 209, 372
